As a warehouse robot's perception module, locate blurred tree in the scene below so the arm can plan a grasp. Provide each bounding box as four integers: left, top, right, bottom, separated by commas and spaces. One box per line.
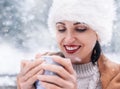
109, 0, 120, 53
101, 0, 120, 53
0, 0, 120, 53
0, 0, 25, 47
0, 0, 53, 51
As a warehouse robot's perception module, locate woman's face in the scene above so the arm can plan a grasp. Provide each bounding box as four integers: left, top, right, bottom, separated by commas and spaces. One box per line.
55, 21, 97, 64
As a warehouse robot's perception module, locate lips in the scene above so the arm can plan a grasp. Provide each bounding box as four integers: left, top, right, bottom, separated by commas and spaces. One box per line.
64, 45, 81, 54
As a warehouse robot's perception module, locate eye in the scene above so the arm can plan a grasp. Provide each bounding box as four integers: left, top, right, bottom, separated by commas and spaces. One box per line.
56, 26, 66, 33
76, 28, 87, 32
58, 28, 66, 32
74, 23, 88, 32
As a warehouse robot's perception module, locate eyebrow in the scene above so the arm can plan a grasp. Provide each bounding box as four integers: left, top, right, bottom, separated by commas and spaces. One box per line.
56, 22, 85, 25
73, 22, 84, 25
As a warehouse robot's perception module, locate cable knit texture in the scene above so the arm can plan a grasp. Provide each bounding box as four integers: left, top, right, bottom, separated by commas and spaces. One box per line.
73, 62, 102, 89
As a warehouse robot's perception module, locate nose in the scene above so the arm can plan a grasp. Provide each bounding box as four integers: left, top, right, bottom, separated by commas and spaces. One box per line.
64, 32, 76, 44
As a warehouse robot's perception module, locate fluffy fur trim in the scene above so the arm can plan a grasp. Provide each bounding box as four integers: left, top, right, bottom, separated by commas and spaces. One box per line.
48, 0, 116, 45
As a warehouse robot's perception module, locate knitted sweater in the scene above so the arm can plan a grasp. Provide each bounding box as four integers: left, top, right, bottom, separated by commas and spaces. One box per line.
73, 62, 102, 89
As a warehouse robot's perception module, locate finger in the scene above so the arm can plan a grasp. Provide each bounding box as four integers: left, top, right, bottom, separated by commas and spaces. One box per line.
42, 52, 50, 55
41, 63, 71, 80
17, 74, 22, 89
20, 59, 44, 76
23, 63, 44, 81
35, 52, 50, 59
35, 53, 42, 59
52, 56, 75, 75
40, 81, 61, 89
20, 60, 31, 72
24, 69, 44, 86
38, 75, 69, 88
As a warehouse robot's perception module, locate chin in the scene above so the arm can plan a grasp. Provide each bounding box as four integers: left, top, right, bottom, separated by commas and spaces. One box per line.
64, 54, 82, 63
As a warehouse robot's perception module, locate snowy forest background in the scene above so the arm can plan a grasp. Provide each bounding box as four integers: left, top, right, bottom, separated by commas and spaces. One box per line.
0, 0, 120, 89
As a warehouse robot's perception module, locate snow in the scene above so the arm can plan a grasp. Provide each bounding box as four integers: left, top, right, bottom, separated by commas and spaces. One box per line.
0, 43, 119, 75
0, 75, 16, 86
0, 0, 120, 88
105, 53, 120, 63
0, 42, 56, 74
0, 43, 25, 74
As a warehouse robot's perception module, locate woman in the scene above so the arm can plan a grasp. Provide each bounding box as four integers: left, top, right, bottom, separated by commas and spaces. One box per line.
17, 0, 120, 89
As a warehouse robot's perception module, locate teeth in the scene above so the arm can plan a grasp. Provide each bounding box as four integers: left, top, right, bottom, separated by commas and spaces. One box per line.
66, 46, 79, 50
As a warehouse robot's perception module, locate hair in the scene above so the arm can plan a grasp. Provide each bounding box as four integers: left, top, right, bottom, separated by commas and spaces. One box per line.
91, 40, 101, 65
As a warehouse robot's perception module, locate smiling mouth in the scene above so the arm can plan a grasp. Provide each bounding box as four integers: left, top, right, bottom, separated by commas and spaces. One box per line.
64, 45, 81, 54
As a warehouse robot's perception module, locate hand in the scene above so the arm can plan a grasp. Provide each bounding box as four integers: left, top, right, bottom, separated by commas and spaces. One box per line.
38, 55, 77, 89
17, 54, 44, 89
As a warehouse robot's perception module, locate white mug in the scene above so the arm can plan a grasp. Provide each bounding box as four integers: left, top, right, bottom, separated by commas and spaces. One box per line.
35, 56, 61, 89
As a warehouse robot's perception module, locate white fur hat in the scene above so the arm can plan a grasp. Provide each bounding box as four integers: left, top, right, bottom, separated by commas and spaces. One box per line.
48, 0, 116, 46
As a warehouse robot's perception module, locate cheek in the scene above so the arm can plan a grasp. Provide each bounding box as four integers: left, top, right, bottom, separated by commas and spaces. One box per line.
84, 35, 97, 51
56, 33, 64, 48
86, 40, 96, 51
80, 32, 97, 51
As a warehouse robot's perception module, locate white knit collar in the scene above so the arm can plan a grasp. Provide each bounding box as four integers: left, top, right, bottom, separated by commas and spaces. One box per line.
73, 62, 97, 78
72, 62, 101, 89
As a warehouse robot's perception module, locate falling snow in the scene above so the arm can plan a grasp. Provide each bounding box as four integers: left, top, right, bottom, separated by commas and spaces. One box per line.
0, 0, 120, 89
